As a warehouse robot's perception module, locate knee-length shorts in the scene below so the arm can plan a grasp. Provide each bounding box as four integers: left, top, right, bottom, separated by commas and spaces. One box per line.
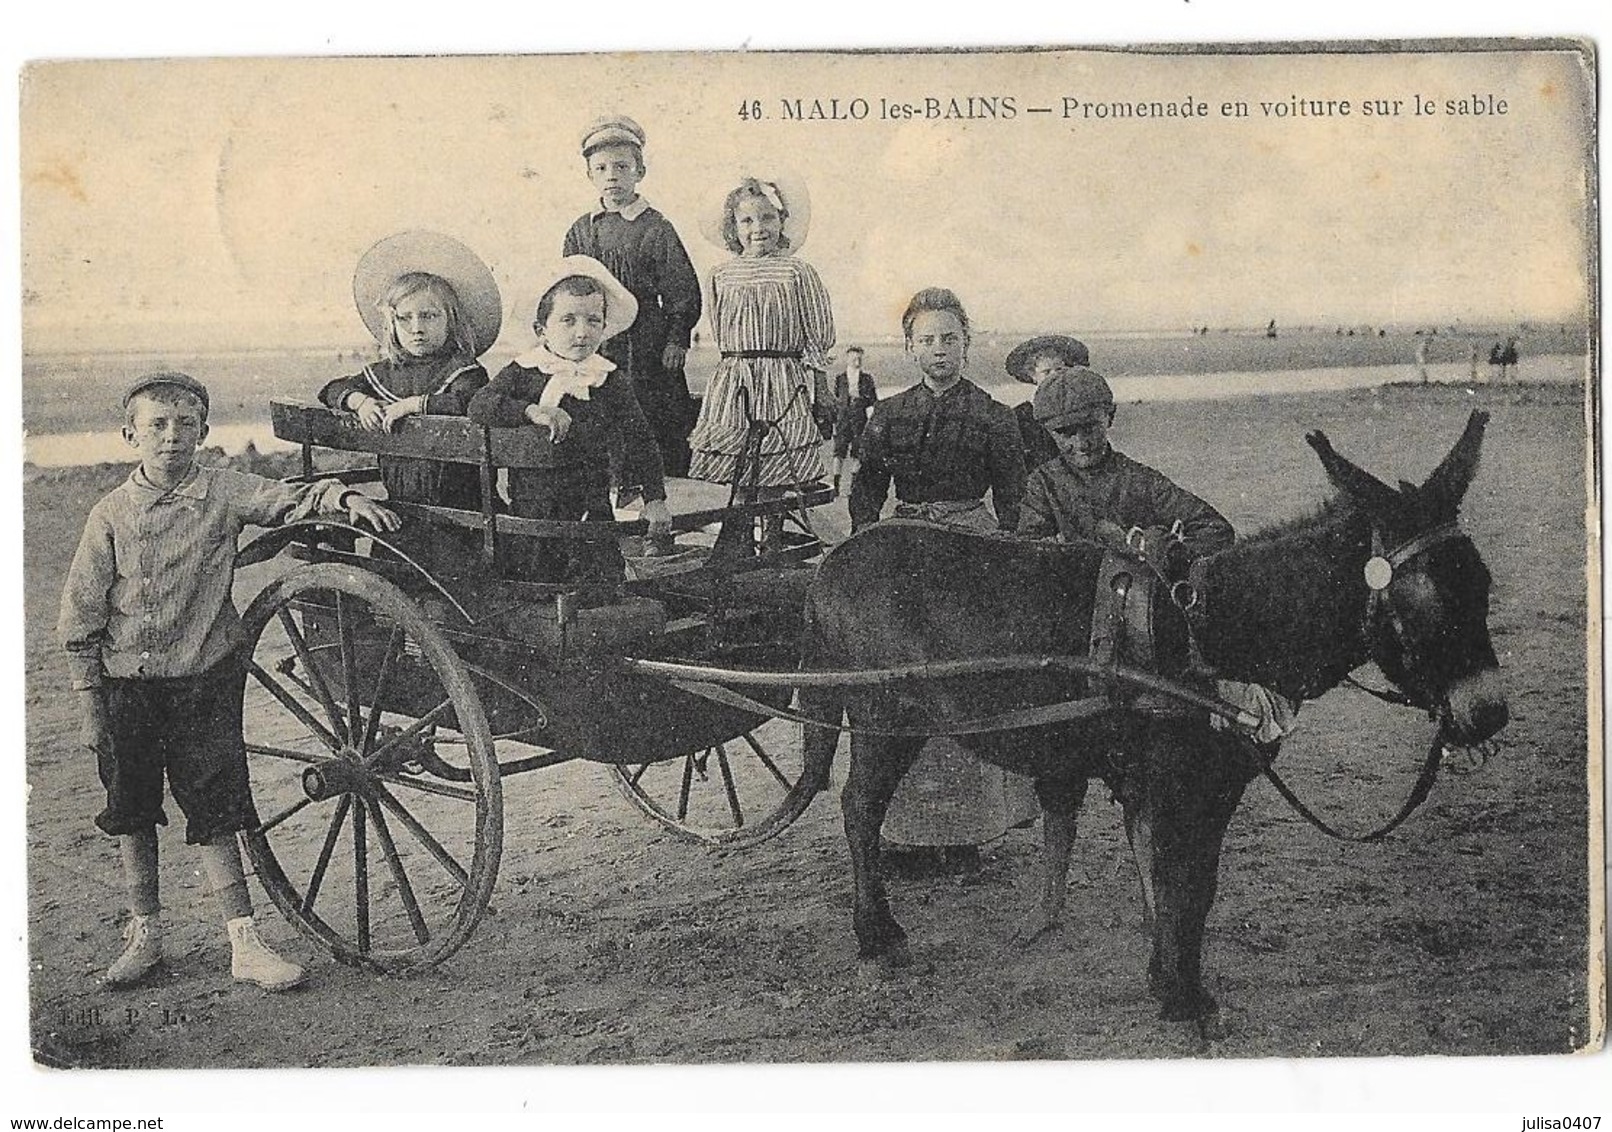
94, 656, 258, 845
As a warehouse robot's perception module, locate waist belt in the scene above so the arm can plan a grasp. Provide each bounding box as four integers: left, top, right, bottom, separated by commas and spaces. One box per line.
722, 350, 803, 359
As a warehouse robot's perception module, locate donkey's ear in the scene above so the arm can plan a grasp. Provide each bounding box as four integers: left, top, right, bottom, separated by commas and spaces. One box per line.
1306, 429, 1400, 514
1421, 410, 1488, 512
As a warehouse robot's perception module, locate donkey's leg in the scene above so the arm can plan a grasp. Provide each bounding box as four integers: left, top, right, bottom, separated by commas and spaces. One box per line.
841, 728, 924, 972
1144, 725, 1251, 1026
1015, 774, 1089, 943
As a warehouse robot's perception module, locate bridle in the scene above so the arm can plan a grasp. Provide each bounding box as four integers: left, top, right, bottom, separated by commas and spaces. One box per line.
1359, 519, 1468, 715
1170, 515, 1480, 843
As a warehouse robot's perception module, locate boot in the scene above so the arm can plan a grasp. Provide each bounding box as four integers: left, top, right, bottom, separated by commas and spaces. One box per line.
105, 913, 162, 987
227, 916, 306, 991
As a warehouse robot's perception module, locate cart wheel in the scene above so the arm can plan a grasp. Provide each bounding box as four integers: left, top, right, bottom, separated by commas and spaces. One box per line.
610, 719, 818, 848
238, 563, 501, 973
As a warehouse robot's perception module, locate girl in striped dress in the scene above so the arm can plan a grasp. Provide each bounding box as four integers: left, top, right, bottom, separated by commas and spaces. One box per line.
688, 176, 833, 495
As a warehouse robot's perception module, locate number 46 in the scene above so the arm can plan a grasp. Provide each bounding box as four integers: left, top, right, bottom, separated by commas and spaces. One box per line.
737, 100, 763, 121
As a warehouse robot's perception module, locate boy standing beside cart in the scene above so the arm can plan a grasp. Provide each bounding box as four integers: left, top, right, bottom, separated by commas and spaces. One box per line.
59, 372, 400, 991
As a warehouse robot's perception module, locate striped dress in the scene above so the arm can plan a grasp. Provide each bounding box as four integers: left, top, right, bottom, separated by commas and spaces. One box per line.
688, 253, 834, 487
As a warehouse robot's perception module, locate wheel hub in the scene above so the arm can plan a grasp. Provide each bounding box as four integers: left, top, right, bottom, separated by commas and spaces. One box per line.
301, 757, 373, 801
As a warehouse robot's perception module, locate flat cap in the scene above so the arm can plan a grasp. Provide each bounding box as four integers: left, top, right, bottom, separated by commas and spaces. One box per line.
1032, 367, 1115, 428
581, 115, 646, 156
123, 371, 209, 412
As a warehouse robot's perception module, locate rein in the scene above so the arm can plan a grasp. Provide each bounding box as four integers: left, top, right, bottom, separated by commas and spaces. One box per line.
1176, 517, 1471, 843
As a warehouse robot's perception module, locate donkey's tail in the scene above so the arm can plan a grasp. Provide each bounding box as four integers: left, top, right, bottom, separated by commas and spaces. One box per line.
797, 682, 844, 796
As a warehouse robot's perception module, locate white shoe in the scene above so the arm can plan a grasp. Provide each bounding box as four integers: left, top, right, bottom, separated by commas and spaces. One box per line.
227, 916, 306, 992
105, 914, 162, 987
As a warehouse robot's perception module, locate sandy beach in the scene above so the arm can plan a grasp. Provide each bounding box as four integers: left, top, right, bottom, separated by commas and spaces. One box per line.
21, 372, 1596, 1067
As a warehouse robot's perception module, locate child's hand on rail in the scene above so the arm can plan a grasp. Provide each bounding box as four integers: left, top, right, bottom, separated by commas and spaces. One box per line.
524, 404, 572, 442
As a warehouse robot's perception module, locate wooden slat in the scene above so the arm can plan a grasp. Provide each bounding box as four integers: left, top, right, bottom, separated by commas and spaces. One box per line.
271, 402, 561, 469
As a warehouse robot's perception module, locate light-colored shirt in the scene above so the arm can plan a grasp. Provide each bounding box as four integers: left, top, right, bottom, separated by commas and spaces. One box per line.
59, 464, 354, 689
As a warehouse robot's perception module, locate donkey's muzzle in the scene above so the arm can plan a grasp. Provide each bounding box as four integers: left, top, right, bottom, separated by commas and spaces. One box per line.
1443, 669, 1508, 745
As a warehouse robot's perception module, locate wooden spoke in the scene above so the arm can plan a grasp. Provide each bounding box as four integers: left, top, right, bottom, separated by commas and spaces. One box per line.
373, 785, 469, 887
353, 799, 370, 953
257, 797, 314, 835
374, 770, 478, 804
244, 741, 327, 766
335, 592, 363, 745
741, 730, 793, 789
276, 607, 347, 743
359, 624, 404, 760
248, 662, 342, 754
366, 798, 430, 944
715, 745, 745, 828
366, 699, 455, 768
302, 795, 353, 917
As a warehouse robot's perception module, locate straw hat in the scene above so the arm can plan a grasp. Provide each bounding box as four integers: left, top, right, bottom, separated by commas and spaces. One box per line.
699, 167, 812, 253
1005, 335, 1091, 383
519, 255, 639, 344
352, 231, 503, 355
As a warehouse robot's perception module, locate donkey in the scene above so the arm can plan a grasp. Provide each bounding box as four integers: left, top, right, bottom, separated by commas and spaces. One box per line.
797, 411, 1507, 1028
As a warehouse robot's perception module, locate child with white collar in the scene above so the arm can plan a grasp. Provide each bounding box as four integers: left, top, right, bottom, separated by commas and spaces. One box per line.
468, 256, 673, 581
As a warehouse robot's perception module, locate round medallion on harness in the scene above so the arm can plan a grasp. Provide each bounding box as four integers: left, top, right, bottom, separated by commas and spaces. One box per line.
1364, 556, 1393, 591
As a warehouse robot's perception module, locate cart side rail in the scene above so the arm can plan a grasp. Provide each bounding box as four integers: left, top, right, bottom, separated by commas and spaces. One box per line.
270, 401, 832, 575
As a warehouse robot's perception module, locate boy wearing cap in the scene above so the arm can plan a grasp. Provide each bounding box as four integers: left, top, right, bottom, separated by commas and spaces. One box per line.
1017, 366, 1234, 558
1004, 334, 1090, 473
562, 115, 703, 482
59, 373, 400, 991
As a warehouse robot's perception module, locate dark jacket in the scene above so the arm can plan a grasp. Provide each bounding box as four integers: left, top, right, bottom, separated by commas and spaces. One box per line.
1017, 446, 1234, 559
466, 358, 667, 505
850, 378, 1026, 532
318, 354, 486, 508
562, 204, 703, 384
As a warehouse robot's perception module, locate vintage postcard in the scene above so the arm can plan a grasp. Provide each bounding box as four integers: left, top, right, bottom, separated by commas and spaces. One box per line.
16, 40, 1602, 1084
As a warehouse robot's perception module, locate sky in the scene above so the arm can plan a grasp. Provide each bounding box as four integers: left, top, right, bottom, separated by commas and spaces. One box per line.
18, 44, 1594, 353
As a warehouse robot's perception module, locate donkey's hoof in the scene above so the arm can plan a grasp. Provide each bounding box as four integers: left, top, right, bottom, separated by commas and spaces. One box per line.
1013, 910, 1060, 945
1196, 1009, 1229, 1042
1158, 992, 1219, 1024
857, 943, 915, 982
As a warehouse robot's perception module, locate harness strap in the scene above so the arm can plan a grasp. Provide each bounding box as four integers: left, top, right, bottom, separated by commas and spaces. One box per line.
667, 678, 1116, 737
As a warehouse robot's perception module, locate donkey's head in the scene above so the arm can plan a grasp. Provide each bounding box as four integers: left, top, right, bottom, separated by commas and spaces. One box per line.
1305, 411, 1508, 745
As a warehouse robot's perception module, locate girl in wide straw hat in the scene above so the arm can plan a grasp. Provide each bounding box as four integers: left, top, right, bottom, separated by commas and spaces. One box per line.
687, 170, 834, 539
319, 230, 502, 520
467, 256, 672, 582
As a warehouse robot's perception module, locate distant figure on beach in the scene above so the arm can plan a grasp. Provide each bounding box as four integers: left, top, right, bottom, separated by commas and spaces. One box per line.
1415, 335, 1430, 383
1470, 343, 1482, 382
1489, 341, 1505, 381
1501, 336, 1520, 380
1266, 318, 1278, 339
828, 345, 879, 494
